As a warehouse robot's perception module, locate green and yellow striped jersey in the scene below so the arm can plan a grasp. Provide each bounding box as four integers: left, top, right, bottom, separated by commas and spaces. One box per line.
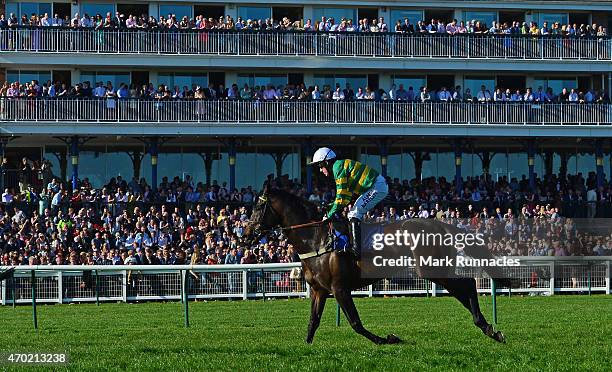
326, 159, 379, 217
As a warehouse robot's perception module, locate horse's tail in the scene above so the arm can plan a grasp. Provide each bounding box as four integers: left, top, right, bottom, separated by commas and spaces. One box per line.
463, 242, 519, 289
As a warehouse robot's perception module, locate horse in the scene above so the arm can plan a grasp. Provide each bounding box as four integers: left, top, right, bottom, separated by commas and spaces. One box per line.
244, 183, 511, 345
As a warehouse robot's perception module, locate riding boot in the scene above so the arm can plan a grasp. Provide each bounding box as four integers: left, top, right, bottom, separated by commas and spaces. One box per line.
349, 218, 362, 260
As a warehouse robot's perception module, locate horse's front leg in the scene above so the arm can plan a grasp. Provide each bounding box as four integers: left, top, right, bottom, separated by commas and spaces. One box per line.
305, 287, 329, 344
332, 287, 401, 345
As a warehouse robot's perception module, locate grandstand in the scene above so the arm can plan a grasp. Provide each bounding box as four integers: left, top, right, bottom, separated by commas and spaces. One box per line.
0, 0, 610, 195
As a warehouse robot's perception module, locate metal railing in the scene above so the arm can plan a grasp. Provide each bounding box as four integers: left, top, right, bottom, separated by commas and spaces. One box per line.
1, 99, 610, 125
1, 257, 610, 305
0, 28, 610, 60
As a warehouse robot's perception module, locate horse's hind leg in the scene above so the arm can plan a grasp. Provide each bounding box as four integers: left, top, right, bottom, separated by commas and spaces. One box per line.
333, 288, 401, 345
306, 287, 328, 344
434, 278, 505, 343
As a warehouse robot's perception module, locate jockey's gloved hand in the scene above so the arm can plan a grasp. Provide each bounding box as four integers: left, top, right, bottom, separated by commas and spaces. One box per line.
322, 215, 330, 222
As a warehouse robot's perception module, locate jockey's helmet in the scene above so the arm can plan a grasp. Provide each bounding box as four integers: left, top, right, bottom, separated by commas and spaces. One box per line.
309, 147, 336, 166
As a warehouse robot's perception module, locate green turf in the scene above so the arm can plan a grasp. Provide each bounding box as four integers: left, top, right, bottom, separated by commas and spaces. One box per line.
0, 295, 610, 371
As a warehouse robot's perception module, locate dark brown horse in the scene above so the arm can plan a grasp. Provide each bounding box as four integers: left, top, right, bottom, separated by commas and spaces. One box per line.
244, 184, 510, 345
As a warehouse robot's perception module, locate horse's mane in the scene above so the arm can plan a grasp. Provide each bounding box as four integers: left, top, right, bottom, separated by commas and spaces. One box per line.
268, 188, 322, 221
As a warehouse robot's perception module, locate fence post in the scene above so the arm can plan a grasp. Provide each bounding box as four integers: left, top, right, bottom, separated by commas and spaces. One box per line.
122, 270, 128, 303
31, 270, 38, 330
95, 269, 100, 305
431, 281, 437, 297
549, 261, 555, 295
1, 274, 5, 306
57, 270, 63, 304
242, 269, 248, 300
606, 260, 612, 294
182, 269, 190, 328
607, 260, 611, 295
491, 278, 497, 325
368, 284, 373, 297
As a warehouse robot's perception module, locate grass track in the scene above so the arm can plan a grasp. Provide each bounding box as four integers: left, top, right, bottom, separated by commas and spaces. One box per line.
0, 295, 611, 371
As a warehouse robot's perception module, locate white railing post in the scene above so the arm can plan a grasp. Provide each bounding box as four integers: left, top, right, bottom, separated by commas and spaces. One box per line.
368, 284, 373, 297
549, 261, 555, 295
607, 259, 611, 295
57, 270, 63, 304
431, 281, 436, 297
1, 275, 5, 305
242, 269, 248, 300
305, 281, 311, 298
122, 270, 128, 303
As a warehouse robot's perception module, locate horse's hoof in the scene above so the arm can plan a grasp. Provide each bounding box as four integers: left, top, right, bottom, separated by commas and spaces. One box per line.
485, 326, 506, 343
493, 331, 506, 343
386, 334, 402, 344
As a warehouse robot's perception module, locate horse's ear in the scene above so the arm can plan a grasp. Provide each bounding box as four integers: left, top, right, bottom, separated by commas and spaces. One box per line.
262, 180, 270, 195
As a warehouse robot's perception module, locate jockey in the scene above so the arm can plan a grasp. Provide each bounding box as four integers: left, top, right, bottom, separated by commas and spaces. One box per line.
309, 147, 388, 258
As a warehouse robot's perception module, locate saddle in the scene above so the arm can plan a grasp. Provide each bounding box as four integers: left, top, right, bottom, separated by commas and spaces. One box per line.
326, 218, 351, 251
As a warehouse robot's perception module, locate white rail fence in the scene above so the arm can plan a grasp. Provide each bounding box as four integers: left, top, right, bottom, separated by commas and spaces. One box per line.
2, 100, 611, 125
1, 257, 610, 305
1, 29, 610, 60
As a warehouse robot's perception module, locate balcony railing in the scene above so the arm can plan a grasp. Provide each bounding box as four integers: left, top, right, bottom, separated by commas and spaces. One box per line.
0, 28, 610, 60
0, 99, 610, 125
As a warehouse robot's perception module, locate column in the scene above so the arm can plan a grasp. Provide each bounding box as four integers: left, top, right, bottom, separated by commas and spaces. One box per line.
454, 140, 462, 195
228, 138, 236, 192
303, 139, 313, 194
527, 140, 536, 191
70, 136, 79, 190
303, 6, 314, 24
544, 151, 554, 177
413, 151, 423, 181
70, 69, 81, 87
0, 140, 5, 191
595, 140, 604, 188
480, 151, 491, 177
378, 7, 390, 24
148, 3, 159, 19
149, 138, 158, 191
379, 139, 388, 177
71, 3, 79, 19
559, 153, 568, 178
225, 4, 238, 21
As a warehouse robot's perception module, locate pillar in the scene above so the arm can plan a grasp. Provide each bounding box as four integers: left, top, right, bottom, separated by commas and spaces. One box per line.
0, 140, 5, 191
379, 139, 388, 178
544, 151, 554, 177
595, 140, 604, 188
148, 3, 159, 19
527, 140, 536, 191
481, 151, 491, 178
303, 139, 313, 194
302, 5, 313, 24
454, 140, 462, 195
225, 4, 238, 21
204, 152, 213, 187
70, 136, 79, 190
129, 150, 142, 179
413, 151, 423, 181
559, 153, 568, 178
149, 138, 158, 191
228, 138, 236, 192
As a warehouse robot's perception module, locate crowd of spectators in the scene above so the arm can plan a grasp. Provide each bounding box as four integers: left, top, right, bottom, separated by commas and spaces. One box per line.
0, 11, 608, 38
1, 155, 612, 269
2, 79, 609, 104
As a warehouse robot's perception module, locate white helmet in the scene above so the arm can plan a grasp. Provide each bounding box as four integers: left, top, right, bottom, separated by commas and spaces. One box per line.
310, 147, 336, 165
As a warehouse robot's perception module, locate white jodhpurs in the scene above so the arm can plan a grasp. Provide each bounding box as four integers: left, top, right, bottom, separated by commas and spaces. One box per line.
347, 175, 388, 221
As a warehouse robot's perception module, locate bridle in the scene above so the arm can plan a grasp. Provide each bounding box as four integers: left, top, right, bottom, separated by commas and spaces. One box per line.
250, 194, 325, 241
